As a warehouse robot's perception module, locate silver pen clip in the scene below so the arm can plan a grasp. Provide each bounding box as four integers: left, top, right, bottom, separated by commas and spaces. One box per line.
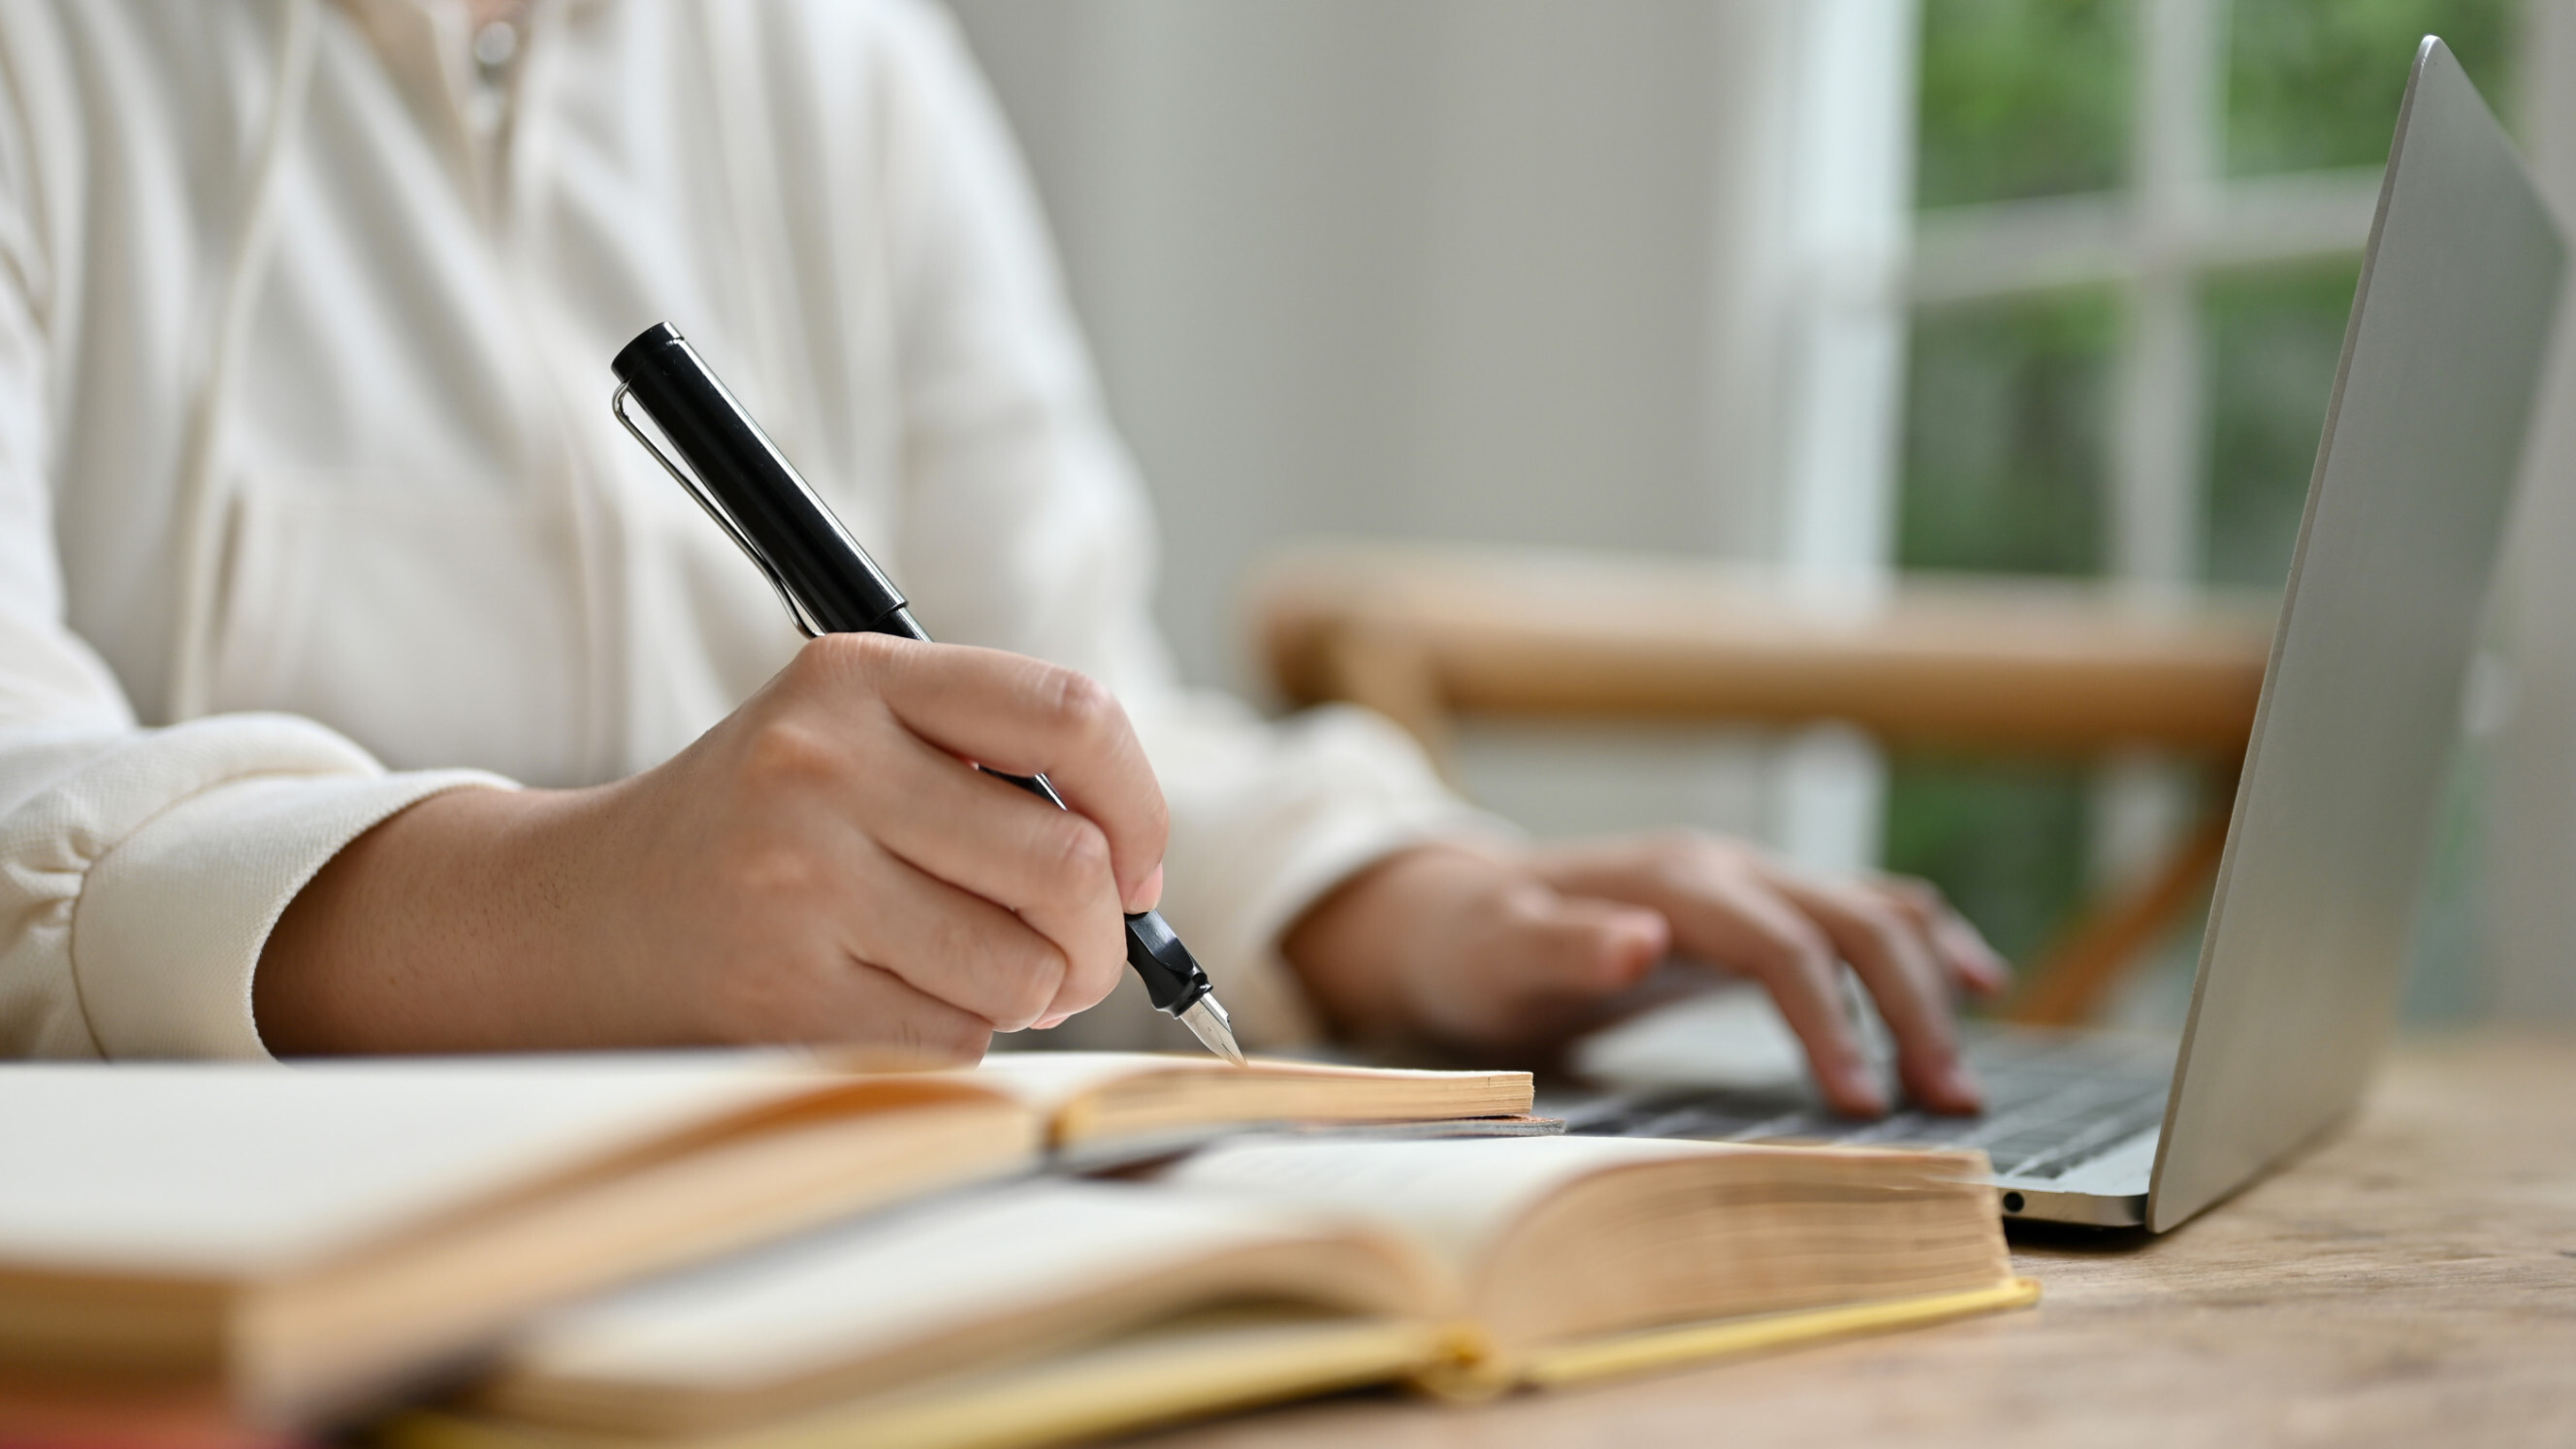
612, 382, 824, 640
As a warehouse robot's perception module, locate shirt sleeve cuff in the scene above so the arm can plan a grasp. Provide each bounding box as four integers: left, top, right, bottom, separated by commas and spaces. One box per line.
1147, 700, 1518, 1049
72, 767, 511, 1059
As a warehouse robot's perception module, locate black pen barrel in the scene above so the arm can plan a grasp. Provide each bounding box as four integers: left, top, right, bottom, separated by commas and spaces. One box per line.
613, 323, 912, 636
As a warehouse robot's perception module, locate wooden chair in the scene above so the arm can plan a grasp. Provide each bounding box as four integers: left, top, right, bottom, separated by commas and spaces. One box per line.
1250, 543, 2277, 1024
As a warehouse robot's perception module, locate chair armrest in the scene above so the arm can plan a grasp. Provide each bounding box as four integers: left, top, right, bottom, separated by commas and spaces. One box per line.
1253, 543, 2276, 757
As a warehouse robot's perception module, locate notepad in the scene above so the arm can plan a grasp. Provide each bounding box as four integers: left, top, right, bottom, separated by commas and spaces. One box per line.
402, 1135, 2028, 1449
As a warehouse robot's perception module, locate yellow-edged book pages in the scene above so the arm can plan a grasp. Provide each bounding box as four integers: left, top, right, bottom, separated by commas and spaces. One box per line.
403, 1179, 1445, 1448
391, 1310, 1436, 1449
1506, 1275, 2041, 1394
0, 1056, 1039, 1427
1163, 1134, 2021, 1387
950, 1052, 1535, 1151
411, 1135, 2024, 1449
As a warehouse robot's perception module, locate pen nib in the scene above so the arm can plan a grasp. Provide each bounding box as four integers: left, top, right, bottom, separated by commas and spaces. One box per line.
1179, 995, 1246, 1066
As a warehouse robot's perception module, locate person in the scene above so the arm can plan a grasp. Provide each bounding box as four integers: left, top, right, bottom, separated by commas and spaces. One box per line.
0, 0, 2001, 1117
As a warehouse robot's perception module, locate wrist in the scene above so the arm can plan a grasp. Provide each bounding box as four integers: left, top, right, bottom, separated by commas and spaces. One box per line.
253, 783, 612, 1053
1278, 841, 1506, 1040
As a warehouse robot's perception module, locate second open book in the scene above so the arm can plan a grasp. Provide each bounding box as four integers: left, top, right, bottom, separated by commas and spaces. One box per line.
406, 1134, 2028, 1449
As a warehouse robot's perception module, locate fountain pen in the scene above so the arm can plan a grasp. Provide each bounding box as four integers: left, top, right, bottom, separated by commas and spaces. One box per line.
609, 322, 1245, 1065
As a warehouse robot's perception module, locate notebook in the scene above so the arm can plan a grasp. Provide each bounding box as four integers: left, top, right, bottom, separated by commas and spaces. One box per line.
0, 1051, 1530, 1427
399, 1136, 2032, 1449
952, 1051, 1538, 1157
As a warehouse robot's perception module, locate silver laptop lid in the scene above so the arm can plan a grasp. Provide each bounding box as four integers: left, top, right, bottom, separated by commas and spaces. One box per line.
2147, 38, 2565, 1232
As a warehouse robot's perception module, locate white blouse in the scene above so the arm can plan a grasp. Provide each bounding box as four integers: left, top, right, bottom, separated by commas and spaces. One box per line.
0, 0, 1480, 1058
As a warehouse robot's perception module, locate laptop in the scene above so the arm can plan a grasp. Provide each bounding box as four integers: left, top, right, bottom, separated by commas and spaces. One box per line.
1558, 37, 2566, 1232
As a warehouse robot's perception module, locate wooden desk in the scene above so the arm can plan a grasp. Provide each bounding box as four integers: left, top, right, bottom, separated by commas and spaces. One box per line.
1143, 1035, 2576, 1448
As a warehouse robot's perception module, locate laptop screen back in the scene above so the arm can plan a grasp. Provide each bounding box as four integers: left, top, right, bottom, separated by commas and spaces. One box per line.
2148, 38, 2566, 1232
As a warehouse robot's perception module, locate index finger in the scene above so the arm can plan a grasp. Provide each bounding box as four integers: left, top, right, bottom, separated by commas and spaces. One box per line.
1762, 871, 1981, 1114
818, 635, 1170, 910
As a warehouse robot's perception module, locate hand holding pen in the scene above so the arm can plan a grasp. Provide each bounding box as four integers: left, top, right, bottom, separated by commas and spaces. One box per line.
258, 583, 1175, 1060
611, 323, 1244, 1063
254, 324, 1236, 1062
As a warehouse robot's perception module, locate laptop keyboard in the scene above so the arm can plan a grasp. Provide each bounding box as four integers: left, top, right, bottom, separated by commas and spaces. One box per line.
1559, 1027, 2174, 1181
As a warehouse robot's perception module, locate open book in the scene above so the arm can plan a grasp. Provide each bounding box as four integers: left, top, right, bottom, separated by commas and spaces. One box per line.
402, 1136, 2031, 1449
0, 1052, 1530, 1429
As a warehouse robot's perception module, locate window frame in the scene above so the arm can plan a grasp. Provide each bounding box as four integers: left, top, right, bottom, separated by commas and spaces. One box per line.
1903, 0, 2389, 593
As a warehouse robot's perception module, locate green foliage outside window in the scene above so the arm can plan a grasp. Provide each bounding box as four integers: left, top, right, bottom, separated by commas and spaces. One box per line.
2228, 0, 2518, 177
1890, 283, 2119, 971
1898, 289, 2118, 576
1893, 0, 2514, 989
1884, 759, 2098, 972
2202, 259, 2364, 587
1916, 0, 2131, 209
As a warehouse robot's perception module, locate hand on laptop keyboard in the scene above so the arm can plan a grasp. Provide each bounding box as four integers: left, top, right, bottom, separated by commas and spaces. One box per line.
1283, 834, 2010, 1118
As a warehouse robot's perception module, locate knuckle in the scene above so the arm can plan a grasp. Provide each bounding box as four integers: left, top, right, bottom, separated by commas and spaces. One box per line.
1848, 899, 1911, 952
741, 718, 843, 791
995, 944, 1071, 1026
912, 906, 1064, 1030
1037, 817, 1114, 898
1882, 874, 1944, 909
1640, 826, 1705, 869
788, 631, 880, 689
1040, 667, 1121, 744
1640, 828, 1752, 892
724, 840, 825, 905
1648, 852, 1704, 897
1851, 903, 1942, 987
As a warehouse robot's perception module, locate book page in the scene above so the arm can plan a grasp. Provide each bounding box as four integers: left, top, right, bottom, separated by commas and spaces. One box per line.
956, 1052, 1486, 1112
0, 1054, 850, 1277
1162, 1136, 1756, 1266
954, 1053, 1196, 1109
490, 1181, 1368, 1396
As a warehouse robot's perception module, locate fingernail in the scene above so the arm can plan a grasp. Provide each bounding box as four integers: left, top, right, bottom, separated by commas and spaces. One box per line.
1125, 863, 1165, 914
1943, 1059, 1984, 1109
1600, 910, 1669, 985
1032, 1012, 1071, 1030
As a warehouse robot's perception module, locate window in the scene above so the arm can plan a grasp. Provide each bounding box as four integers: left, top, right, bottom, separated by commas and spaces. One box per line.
1884, 0, 2519, 988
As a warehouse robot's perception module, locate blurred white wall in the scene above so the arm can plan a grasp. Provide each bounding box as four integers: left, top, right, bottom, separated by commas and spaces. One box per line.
950, 1, 1789, 688
947, 0, 1911, 864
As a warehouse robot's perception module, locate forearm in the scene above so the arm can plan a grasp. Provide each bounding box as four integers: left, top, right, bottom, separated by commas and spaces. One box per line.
253, 785, 655, 1054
